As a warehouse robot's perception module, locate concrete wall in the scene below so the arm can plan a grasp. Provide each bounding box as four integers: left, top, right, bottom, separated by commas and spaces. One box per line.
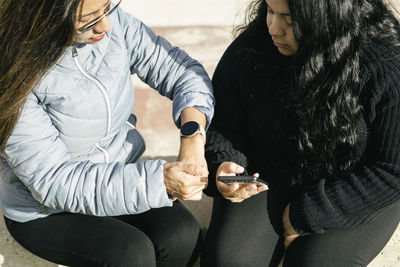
120, 0, 251, 26
122, 0, 400, 26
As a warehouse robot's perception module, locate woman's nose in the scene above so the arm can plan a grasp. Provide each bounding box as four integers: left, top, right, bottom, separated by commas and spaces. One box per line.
93, 15, 111, 34
269, 16, 285, 37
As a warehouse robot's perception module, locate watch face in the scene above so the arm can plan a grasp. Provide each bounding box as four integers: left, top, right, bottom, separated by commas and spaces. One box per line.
181, 121, 199, 136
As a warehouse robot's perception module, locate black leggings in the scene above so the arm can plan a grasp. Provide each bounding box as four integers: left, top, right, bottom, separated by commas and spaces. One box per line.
5, 201, 201, 267
201, 191, 400, 267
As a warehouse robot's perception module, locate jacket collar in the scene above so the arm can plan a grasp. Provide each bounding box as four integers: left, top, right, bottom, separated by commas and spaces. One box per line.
55, 30, 112, 73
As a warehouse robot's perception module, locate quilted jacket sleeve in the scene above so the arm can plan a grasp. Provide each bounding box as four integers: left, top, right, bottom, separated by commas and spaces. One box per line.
3, 93, 173, 216
118, 8, 214, 128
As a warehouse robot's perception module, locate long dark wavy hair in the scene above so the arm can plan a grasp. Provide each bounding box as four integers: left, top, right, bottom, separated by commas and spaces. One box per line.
238, 0, 400, 184
0, 0, 81, 151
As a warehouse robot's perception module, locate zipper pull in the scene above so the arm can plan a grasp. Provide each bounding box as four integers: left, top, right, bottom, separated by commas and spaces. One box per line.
40, 203, 47, 214
72, 47, 78, 57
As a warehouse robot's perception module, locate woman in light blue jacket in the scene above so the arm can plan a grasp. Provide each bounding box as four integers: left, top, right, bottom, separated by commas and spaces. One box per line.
0, 0, 214, 266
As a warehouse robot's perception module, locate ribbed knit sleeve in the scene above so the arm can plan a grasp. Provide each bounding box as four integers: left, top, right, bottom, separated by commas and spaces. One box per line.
204, 36, 250, 197
289, 42, 400, 235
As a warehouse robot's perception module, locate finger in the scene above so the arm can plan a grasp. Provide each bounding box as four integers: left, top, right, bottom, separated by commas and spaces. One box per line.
184, 186, 205, 201
218, 162, 245, 176
245, 183, 257, 191
178, 172, 208, 186
226, 196, 247, 203
218, 182, 239, 194
187, 184, 206, 197
228, 185, 250, 200
179, 183, 206, 199
165, 169, 207, 192
178, 185, 203, 201
221, 186, 242, 200
190, 191, 204, 201
257, 184, 269, 192
229, 198, 244, 203
181, 163, 208, 176
236, 184, 265, 200
170, 191, 183, 200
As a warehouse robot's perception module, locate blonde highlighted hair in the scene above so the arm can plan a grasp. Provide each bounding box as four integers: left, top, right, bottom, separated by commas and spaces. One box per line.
384, 0, 400, 20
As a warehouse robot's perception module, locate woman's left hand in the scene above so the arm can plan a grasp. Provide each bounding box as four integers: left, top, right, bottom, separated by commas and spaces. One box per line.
282, 203, 300, 249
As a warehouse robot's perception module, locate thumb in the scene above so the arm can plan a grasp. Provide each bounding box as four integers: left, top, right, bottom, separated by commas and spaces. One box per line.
219, 162, 245, 175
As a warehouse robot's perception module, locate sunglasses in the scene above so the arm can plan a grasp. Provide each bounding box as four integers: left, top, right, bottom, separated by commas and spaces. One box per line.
76, 0, 122, 34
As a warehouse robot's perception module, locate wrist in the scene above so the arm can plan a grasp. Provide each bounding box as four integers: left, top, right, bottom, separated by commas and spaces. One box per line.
180, 133, 206, 146
178, 140, 205, 161
180, 135, 205, 150
180, 121, 206, 143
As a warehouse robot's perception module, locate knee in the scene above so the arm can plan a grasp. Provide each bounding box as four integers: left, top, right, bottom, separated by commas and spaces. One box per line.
201, 238, 249, 267
177, 214, 200, 243
201, 230, 274, 267
100, 231, 156, 267
123, 237, 156, 267
164, 212, 200, 247
155, 212, 201, 265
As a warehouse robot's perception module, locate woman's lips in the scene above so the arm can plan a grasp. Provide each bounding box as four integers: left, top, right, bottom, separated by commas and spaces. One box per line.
90, 33, 105, 42
273, 40, 288, 48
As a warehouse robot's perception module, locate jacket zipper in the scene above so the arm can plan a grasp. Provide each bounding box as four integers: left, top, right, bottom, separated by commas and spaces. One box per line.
72, 47, 111, 162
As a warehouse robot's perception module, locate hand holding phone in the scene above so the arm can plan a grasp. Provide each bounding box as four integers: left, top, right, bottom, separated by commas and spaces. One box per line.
215, 162, 268, 203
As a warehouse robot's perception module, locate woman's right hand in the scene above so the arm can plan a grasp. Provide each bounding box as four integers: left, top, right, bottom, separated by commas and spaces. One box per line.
216, 162, 268, 203
163, 162, 208, 201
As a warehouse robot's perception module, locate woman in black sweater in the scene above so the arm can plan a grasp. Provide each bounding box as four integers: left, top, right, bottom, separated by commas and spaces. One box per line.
201, 0, 400, 266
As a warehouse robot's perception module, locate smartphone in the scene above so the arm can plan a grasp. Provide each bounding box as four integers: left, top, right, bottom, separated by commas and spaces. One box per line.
218, 175, 268, 186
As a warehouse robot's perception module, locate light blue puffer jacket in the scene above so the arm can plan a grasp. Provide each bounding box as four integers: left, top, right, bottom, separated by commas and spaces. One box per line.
0, 7, 214, 222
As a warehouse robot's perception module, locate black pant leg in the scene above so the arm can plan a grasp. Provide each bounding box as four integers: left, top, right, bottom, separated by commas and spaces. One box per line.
5, 201, 201, 267
283, 200, 400, 267
201, 191, 279, 267
115, 200, 202, 267
5, 213, 156, 267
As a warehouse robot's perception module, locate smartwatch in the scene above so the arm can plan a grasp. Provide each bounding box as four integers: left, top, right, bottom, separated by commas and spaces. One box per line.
180, 121, 206, 142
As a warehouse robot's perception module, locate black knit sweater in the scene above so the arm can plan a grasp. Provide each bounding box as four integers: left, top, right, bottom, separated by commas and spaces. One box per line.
204, 27, 400, 235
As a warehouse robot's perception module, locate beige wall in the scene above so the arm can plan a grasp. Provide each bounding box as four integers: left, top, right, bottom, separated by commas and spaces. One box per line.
120, 0, 252, 26
122, 0, 400, 26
